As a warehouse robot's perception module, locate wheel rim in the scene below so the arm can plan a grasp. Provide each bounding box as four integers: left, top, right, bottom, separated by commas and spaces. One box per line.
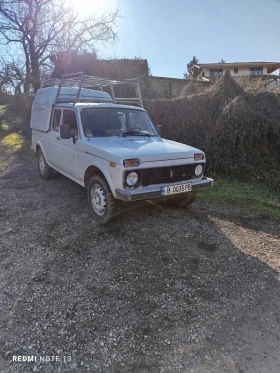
91, 184, 107, 216
39, 154, 45, 175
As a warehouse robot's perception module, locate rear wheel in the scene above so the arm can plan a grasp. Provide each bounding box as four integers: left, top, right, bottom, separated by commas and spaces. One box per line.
87, 175, 123, 224
162, 191, 197, 207
37, 149, 55, 180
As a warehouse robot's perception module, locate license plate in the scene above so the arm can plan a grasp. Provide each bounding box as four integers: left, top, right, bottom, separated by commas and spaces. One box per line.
161, 183, 192, 196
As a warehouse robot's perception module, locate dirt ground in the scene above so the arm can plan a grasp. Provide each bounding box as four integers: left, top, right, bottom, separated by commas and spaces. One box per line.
0, 144, 279, 373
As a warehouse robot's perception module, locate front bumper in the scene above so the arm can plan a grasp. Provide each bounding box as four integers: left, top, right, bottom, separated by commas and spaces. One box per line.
115, 176, 214, 202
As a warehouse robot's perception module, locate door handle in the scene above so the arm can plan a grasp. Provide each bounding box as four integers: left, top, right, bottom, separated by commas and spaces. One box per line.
56, 136, 60, 140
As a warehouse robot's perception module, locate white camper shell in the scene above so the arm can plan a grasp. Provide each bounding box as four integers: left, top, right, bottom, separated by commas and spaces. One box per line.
30, 88, 113, 132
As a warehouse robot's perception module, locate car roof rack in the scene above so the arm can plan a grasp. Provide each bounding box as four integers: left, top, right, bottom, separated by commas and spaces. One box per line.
43, 72, 144, 108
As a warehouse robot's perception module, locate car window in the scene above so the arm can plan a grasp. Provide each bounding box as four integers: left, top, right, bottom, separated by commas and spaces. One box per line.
81, 108, 158, 138
51, 109, 61, 132
128, 112, 151, 132
62, 110, 78, 137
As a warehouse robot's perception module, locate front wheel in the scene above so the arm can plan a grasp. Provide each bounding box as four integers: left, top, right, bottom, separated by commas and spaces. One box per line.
87, 175, 123, 224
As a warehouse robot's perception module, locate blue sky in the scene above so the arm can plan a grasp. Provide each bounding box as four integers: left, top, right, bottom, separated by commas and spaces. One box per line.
87, 0, 280, 78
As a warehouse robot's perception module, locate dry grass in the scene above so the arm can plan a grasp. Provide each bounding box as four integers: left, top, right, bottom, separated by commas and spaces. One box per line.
0, 105, 31, 174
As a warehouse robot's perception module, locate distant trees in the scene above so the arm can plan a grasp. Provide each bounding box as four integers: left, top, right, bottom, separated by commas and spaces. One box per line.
183, 56, 199, 78
0, 0, 120, 93
0, 57, 25, 94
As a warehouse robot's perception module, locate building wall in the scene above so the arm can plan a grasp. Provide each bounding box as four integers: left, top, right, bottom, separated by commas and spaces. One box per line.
97, 75, 209, 100
199, 66, 268, 78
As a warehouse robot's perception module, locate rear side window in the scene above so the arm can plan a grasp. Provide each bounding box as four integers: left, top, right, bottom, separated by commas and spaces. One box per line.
51, 109, 61, 132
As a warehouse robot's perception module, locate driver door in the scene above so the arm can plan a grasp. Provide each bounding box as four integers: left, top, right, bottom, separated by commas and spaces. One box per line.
57, 109, 79, 178
43, 108, 61, 168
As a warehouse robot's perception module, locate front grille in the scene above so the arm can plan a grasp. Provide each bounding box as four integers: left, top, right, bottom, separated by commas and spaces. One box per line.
141, 164, 198, 187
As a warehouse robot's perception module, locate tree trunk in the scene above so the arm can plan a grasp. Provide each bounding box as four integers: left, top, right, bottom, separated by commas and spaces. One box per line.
30, 53, 41, 93
23, 43, 31, 94
32, 64, 41, 93
24, 74, 31, 94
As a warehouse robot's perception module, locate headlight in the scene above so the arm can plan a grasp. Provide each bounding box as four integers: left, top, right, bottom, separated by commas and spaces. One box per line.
126, 172, 138, 186
194, 164, 203, 177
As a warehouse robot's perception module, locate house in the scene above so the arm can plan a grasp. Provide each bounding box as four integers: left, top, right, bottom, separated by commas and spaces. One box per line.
193, 62, 280, 81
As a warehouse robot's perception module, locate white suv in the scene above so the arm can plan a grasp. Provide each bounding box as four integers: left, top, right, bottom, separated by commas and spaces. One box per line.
31, 74, 213, 224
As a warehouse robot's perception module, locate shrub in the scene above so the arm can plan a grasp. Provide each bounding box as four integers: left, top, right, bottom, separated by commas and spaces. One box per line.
0, 91, 13, 105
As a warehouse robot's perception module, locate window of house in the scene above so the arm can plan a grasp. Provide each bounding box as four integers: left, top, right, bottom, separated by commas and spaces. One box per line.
234, 68, 238, 74
51, 109, 61, 132
209, 69, 223, 78
202, 71, 205, 77
249, 67, 263, 76
62, 110, 78, 137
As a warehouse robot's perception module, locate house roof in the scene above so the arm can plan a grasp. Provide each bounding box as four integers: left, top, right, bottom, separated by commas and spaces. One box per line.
195, 62, 280, 74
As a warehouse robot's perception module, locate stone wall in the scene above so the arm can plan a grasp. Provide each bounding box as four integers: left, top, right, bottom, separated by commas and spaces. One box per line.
140, 76, 210, 99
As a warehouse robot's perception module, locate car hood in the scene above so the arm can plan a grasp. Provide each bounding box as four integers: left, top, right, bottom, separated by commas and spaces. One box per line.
83, 137, 203, 164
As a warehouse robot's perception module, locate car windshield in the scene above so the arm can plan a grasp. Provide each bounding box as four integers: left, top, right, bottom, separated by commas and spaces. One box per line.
80, 108, 159, 138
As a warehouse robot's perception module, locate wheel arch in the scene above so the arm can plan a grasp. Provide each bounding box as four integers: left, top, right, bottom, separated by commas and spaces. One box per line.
35, 143, 41, 156
35, 141, 55, 170
84, 165, 109, 190
35, 141, 46, 158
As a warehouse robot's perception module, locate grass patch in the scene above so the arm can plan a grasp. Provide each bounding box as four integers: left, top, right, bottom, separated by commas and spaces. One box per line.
197, 179, 280, 219
0, 105, 31, 174
1, 132, 24, 150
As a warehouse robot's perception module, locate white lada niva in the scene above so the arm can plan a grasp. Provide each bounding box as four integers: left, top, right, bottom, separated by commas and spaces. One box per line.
31, 74, 214, 224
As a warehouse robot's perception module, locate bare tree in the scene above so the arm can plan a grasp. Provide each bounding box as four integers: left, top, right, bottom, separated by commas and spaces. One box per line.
0, 55, 25, 94
0, 0, 119, 93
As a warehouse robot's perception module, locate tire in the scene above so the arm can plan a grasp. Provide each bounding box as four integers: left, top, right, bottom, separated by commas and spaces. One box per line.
164, 191, 197, 207
37, 149, 55, 180
87, 175, 123, 224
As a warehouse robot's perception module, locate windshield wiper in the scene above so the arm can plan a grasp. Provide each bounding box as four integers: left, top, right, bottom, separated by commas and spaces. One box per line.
122, 131, 150, 137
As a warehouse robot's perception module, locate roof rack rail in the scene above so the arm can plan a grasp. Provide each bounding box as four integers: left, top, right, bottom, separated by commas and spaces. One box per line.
42, 72, 144, 108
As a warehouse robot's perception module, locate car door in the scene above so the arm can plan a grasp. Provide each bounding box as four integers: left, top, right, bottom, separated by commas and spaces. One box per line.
43, 108, 62, 168
57, 109, 79, 179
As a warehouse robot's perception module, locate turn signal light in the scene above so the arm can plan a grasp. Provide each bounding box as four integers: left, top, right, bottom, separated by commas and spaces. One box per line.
194, 153, 204, 161
123, 159, 140, 167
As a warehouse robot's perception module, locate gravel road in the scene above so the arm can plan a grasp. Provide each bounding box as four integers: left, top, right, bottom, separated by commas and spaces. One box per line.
0, 145, 279, 373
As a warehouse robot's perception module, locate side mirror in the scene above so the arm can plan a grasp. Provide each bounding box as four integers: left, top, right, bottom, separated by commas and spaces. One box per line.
157, 125, 162, 136
60, 123, 71, 139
